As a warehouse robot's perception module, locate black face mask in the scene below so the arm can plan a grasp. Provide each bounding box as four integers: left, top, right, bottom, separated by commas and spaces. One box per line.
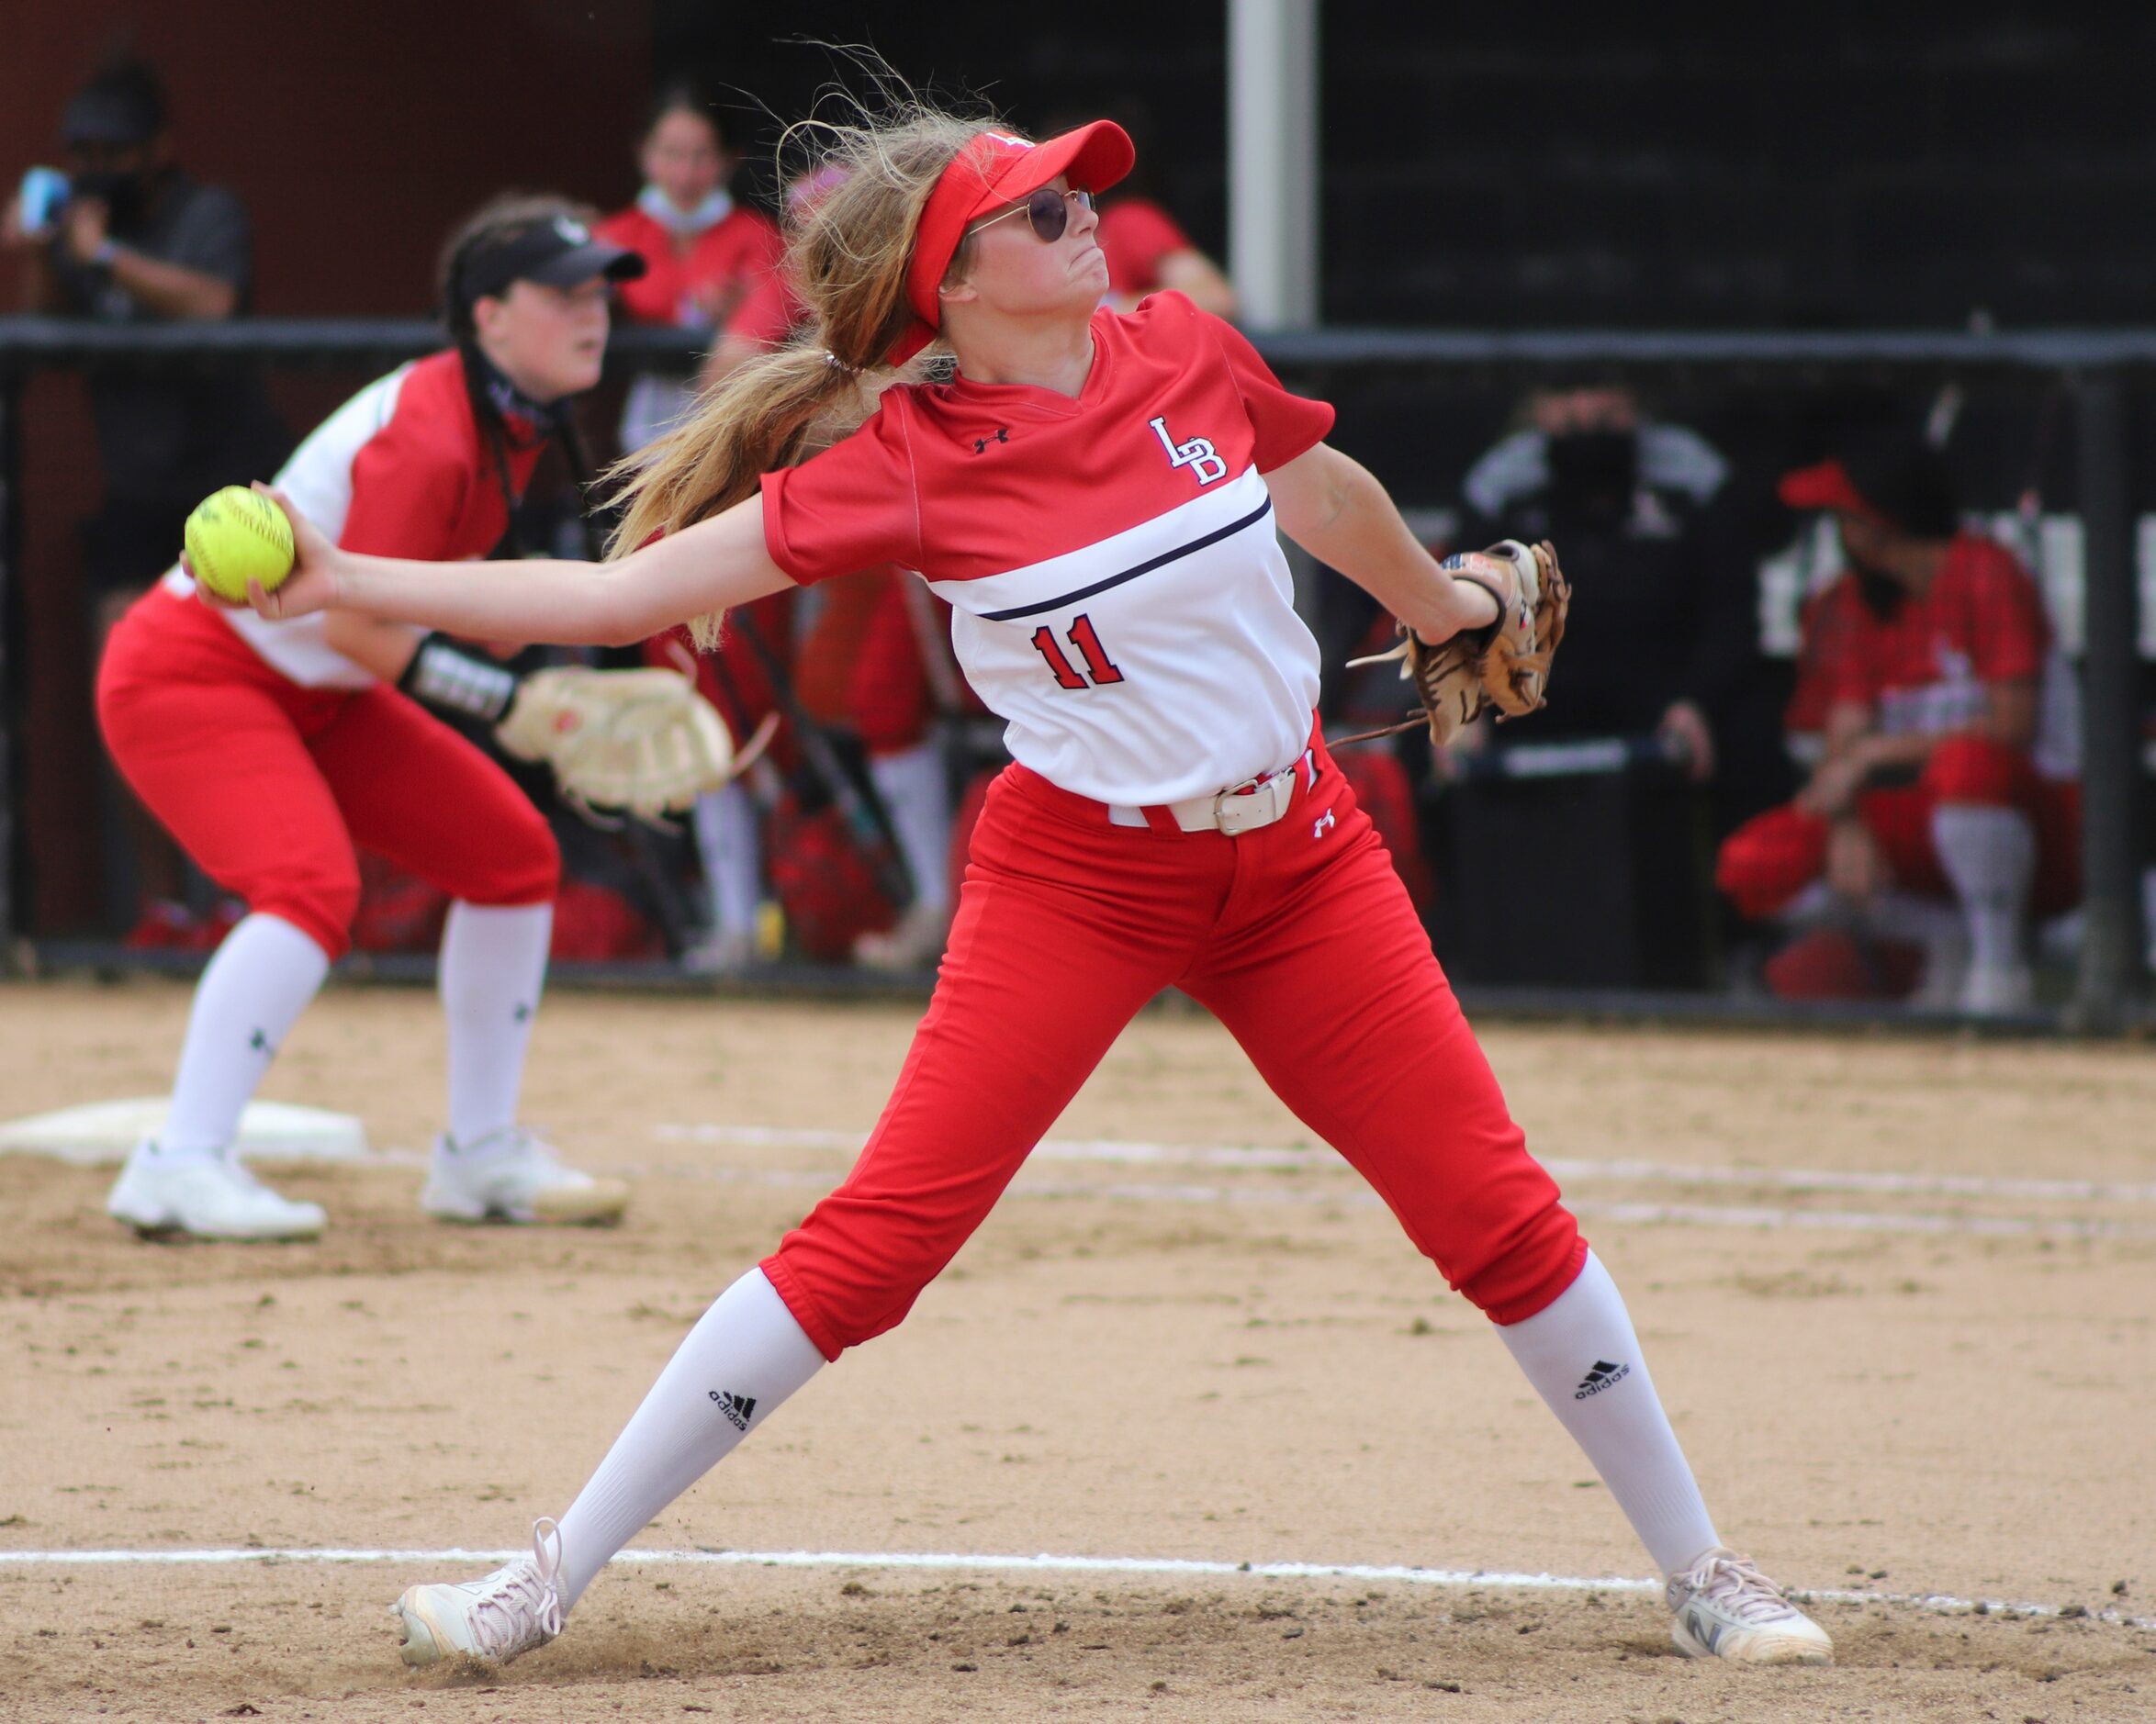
1848, 557, 1906, 620
1544, 429, 1639, 529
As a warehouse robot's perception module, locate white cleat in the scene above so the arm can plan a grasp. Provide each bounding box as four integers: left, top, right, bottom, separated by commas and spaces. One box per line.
390, 1517, 564, 1669
106, 1147, 326, 1242
1667, 1547, 1834, 1665
419, 1126, 629, 1226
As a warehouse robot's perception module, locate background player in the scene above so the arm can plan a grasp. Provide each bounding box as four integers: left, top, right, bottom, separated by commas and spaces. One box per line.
231, 106, 1832, 1669
1717, 434, 2081, 1013
97, 195, 636, 1239
596, 83, 783, 455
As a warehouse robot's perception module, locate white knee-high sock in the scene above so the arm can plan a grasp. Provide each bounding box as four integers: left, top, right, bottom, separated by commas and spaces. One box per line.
691, 782, 760, 939
438, 901, 552, 1147
158, 913, 331, 1162
1495, 1250, 1721, 1575
553, 1269, 825, 1609
1930, 804, 2036, 973
868, 743, 951, 914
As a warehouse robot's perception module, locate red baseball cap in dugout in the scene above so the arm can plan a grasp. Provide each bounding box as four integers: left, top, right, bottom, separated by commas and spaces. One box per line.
890, 120, 1135, 364
1777, 458, 1888, 524
1778, 435, 1961, 538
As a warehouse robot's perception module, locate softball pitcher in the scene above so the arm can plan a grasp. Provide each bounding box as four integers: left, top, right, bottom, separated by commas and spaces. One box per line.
232, 108, 1830, 1669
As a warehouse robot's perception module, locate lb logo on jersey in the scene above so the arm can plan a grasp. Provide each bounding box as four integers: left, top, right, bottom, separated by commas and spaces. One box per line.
1149, 415, 1227, 486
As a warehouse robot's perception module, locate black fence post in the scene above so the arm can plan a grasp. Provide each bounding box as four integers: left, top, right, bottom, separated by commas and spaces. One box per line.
2069, 373, 2144, 1029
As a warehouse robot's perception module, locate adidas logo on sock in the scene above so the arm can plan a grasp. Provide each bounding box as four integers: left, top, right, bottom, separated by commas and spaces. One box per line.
1573, 1360, 1631, 1400
708, 1390, 758, 1431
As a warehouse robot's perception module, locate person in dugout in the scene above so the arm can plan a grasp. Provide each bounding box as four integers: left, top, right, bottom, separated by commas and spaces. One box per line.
1716, 433, 2081, 1014
94, 196, 641, 1239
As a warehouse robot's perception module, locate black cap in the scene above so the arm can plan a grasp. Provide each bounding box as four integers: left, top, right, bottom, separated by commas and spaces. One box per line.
62, 82, 160, 146
460, 213, 646, 303
1781, 428, 1959, 539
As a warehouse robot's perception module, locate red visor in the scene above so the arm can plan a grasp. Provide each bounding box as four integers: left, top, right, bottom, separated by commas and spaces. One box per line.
1777, 458, 1890, 526
889, 120, 1135, 364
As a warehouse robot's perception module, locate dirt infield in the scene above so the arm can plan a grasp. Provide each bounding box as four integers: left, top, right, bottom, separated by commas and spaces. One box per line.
2, 977, 2151, 1721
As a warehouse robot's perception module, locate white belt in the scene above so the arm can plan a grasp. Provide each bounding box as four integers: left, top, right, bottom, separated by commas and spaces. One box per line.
1107, 751, 1316, 835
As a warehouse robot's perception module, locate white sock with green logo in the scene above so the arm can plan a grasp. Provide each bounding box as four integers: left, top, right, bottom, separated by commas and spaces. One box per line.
1495, 1249, 1722, 1575
552, 1269, 825, 1609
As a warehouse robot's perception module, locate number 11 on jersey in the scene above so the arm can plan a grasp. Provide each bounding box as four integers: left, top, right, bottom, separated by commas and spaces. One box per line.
1031, 612, 1125, 689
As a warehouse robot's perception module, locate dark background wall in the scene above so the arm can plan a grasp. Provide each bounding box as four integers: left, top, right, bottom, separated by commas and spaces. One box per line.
6, 3, 2150, 933
3, 1, 652, 932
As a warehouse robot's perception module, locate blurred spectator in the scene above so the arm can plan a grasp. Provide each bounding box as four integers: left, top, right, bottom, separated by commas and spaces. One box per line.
695, 163, 840, 390
1715, 434, 2081, 1014
5, 55, 286, 612
4, 53, 288, 939
1457, 385, 1787, 834
675, 161, 961, 973
1095, 190, 1237, 319
596, 84, 783, 454
794, 572, 960, 971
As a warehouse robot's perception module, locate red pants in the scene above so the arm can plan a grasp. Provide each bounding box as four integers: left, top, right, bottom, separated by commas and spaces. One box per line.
764, 732, 1586, 1360
97, 587, 557, 961
1717, 736, 2082, 921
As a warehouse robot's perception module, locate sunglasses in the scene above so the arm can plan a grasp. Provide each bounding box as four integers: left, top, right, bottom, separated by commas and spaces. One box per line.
965, 185, 1094, 244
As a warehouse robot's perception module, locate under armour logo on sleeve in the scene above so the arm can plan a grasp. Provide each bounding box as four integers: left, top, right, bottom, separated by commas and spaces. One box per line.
1149, 415, 1227, 486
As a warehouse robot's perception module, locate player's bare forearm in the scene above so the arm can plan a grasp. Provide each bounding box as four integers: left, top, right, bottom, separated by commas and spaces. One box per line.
1267, 442, 1499, 643
255, 488, 793, 648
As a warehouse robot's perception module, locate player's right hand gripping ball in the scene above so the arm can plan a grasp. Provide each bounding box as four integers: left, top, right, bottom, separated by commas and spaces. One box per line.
1353, 540, 1569, 748
185, 486, 296, 602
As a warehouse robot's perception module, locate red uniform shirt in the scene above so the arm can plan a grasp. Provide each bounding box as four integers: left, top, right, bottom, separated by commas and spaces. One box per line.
761, 293, 1333, 805
1829, 532, 2048, 737
1096, 197, 1195, 298
159, 349, 545, 687
595, 203, 784, 332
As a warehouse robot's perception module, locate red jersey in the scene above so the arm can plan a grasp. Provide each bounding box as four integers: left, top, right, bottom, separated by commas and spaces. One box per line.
1829, 532, 2048, 736
727, 264, 807, 351
761, 293, 1334, 805
157, 349, 545, 687
595, 203, 784, 332
1096, 198, 1194, 298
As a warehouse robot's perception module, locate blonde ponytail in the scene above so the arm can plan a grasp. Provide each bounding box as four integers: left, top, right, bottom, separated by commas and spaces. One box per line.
605, 105, 994, 648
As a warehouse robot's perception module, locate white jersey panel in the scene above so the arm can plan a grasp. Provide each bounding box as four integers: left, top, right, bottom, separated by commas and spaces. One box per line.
158, 364, 418, 688
928, 466, 1320, 805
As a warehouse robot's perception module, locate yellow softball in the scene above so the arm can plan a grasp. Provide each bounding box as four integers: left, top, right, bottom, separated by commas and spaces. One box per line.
185, 486, 295, 602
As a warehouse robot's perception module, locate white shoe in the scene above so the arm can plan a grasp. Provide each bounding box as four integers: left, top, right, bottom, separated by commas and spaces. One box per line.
680, 928, 755, 975
851, 901, 950, 971
1959, 962, 2034, 1016
1667, 1547, 1834, 1665
390, 1517, 564, 1669
420, 1126, 629, 1226
106, 1147, 326, 1242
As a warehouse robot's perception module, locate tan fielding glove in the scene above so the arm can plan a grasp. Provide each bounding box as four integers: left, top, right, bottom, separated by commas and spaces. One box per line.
495, 666, 736, 824
1348, 539, 1570, 747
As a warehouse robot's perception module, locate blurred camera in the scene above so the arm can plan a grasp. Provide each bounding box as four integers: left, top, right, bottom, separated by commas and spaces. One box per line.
17, 166, 71, 237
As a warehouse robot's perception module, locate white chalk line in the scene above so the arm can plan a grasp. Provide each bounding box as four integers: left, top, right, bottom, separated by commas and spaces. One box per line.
360, 1152, 2156, 1241
2, 1545, 2149, 1633
351, 1131, 2156, 1239
650, 1124, 2156, 1207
